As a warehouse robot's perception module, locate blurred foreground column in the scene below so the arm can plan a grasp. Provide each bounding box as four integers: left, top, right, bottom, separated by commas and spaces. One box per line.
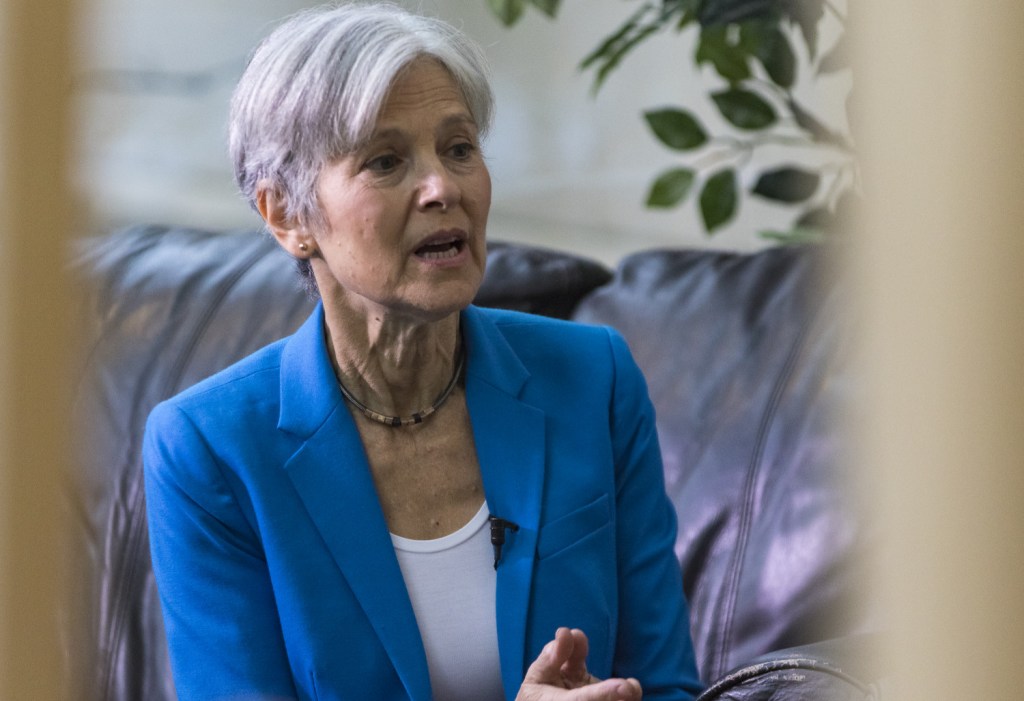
0, 0, 75, 698
856, 2, 1024, 698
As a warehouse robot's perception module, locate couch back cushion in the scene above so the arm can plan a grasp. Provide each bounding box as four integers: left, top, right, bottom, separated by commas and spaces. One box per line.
71, 226, 315, 700
573, 245, 871, 682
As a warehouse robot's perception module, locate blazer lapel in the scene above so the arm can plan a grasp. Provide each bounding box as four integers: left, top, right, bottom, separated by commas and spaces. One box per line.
461, 306, 547, 699
275, 305, 548, 701
277, 306, 432, 701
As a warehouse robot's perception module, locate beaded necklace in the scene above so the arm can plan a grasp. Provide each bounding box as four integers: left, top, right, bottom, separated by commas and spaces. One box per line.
337, 341, 465, 427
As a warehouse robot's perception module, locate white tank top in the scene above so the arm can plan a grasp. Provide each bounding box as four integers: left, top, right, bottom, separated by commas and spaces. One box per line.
391, 503, 505, 701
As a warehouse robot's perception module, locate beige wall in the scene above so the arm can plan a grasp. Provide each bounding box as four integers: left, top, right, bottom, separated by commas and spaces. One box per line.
855, 1, 1024, 697
0, 0, 75, 697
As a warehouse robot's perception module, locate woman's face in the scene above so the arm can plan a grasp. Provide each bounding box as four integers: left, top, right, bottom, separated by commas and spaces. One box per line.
310, 58, 491, 322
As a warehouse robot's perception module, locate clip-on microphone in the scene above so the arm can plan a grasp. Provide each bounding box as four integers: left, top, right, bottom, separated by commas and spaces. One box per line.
488, 515, 519, 570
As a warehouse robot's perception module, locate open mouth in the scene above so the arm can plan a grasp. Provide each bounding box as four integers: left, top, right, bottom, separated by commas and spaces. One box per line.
415, 237, 465, 261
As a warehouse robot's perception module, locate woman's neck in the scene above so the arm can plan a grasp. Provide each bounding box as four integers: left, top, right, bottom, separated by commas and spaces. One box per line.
321, 298, 462, 418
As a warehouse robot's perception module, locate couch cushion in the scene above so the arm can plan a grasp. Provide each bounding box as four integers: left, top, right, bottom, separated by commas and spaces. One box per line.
573, 245, 872, 682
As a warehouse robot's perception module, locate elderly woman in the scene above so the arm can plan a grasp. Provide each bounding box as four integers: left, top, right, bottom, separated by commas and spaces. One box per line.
143, 3, 702, 700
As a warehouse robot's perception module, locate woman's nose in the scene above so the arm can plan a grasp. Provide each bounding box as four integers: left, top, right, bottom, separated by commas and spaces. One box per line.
416, 159, 460, 212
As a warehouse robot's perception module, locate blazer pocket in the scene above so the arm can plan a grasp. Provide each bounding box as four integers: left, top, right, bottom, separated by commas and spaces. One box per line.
536, 493, 611, 561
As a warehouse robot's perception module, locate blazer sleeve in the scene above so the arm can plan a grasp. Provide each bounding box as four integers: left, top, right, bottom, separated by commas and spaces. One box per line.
605, 328, 704, 700
143, 401, 299, 701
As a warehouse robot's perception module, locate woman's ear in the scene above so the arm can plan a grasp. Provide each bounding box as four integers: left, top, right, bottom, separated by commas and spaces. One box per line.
256, 184, 316, 258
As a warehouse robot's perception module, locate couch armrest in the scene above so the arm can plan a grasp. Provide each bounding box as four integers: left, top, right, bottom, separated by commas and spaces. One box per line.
696, 633, 886, 701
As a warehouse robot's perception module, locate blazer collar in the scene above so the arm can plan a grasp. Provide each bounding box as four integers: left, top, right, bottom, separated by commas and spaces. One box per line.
278, 305, 546, 700
277, 303, 342, 437
277, 304, 536, 436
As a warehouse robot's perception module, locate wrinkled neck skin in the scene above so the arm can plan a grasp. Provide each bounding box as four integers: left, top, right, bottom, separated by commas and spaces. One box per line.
318, 287, 463, 418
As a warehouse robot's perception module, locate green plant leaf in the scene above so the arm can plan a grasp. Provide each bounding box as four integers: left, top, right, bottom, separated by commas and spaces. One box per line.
675, 0, 702, 30
759, 226, 827, 245
696, 26, 751, 83
580, 5, 667, 92
711, 88, 776, 130
780, 0, 824, 58
788, 98, 850, 148
700, 0, 776, 26
752, 166, 820, 202
647, 167, 696, 207
700, 168, 738, 231
595, 23, 661, 90
740, 23, 796, 88
580, 5, 644, 69
794, 190, 860, 235
796, 206, 834, 230
528, 0, 561, 18
644, 108, 708, 150
487, 0, 526, 26
671, 0, 703, 14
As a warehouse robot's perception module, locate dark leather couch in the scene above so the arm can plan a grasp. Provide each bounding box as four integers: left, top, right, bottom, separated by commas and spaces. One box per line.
68, 224, 880, 700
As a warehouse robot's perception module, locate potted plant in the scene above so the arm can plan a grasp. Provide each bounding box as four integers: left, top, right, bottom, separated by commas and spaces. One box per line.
486, 0, 855, 243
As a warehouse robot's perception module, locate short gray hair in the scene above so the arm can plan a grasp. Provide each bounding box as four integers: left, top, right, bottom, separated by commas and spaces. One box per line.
229, 1, 494, 230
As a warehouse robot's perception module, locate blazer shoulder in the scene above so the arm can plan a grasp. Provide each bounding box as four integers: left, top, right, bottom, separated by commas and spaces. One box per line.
471, 306, 628, 384
158, 337, 287, 415
475, 305, 613, 345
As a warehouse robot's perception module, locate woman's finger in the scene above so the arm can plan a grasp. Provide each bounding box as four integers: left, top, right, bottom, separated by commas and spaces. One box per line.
560, 628, 592, 686
523, 628, 574, 686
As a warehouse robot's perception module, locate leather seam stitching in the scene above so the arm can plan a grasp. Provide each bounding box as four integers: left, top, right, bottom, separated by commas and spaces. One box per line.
711, 295, 822, 680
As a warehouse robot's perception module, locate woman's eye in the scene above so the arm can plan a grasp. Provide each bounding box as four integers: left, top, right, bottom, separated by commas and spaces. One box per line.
365, 154, 400, 173
449, 142, 475, 160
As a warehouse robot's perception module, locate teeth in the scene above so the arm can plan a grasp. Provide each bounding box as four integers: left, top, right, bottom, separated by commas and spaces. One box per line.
420, 246, 459, 260
416, 238, 461, 259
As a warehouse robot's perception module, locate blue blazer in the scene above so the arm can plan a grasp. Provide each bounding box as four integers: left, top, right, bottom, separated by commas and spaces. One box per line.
144, 304, 702, 701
